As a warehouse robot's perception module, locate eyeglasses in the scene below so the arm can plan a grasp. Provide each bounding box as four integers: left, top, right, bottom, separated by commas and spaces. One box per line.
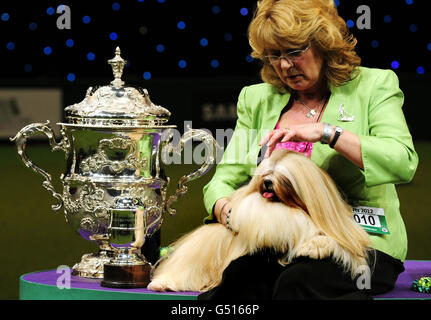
265, 44, 311, 65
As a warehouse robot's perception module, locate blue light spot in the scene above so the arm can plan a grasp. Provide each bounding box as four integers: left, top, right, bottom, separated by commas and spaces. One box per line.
29, 22, 38, 30
46, 7, 55, 15
82, 16, 91, 24
112, 2, 120, 11
1, 13, 10, 21
224, 33, 233, 41
212, 5, 221, 14
371, 40, 379, 48
67, 73, 76, 82
211, 59, 219, 68
240, 8, 248, 16
156, 44, 165, 52
334, 0, 340, 7
409, 24, 417, 32
109, 32, 118, 40
391, 61, 400, 69
427, 43, 431, 51
138, 0, 145, 2
65, 39, 75, 49
405, 0, 414, 4
44, 46, 52, 55
87, 52, 95, 61
143, 72, 152, 80
200, 38, 208, 47
177, 21, 186, 30
384, 15, 392, 23
346, 20, 354, 28
417, 66, 425, 74
24, 64, 33, 72
178, 60, 187, 68
246, 54, 254, 63
6, 42, 15, 51
158, 0, 165, 3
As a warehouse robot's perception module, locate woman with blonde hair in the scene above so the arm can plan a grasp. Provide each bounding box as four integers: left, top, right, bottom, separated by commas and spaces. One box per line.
202, 0, 418, 299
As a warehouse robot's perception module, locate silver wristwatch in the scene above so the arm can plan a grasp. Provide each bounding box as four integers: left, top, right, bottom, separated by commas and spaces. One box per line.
320, 123, 333, 144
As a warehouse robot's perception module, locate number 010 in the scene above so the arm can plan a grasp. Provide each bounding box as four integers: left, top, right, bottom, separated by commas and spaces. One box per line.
354, 214, 376, 226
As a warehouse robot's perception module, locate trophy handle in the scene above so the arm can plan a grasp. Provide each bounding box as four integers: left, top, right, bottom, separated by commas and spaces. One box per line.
164, 126, 219, 216
10, 120, 71, 211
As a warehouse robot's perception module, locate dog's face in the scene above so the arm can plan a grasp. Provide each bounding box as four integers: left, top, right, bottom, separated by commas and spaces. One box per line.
253, 157, 309, 214
229, 154, 309, 222
227, 153, 314, 252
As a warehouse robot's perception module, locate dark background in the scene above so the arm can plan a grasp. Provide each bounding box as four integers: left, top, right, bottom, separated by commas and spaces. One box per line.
0, 0, 430, 138
0, 0, 430, 299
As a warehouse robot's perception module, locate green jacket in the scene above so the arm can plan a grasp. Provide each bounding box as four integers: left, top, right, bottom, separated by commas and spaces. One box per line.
203, 67, 418, 261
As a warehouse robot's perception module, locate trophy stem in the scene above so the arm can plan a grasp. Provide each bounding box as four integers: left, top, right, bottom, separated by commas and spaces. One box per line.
72, 235, 116, 279
101, 247, 152, 288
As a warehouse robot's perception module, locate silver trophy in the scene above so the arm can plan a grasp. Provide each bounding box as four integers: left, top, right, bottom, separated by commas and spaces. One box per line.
11, 47, 218, 288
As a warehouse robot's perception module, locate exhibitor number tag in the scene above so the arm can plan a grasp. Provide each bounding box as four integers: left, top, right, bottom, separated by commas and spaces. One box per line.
352, 206, 390, 235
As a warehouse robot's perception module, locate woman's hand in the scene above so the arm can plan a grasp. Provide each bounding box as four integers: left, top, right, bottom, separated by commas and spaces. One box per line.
259, 122, 364, 169
259, 122, 324, 158
214, 198, 231, 226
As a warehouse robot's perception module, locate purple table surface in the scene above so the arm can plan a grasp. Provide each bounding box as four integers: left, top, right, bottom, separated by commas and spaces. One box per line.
21, 269, 200, 296
21, 260, 431, 299
374, 260, 431, 299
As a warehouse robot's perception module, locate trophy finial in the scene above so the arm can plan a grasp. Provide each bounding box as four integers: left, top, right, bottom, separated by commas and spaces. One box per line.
108, 47, 127, 89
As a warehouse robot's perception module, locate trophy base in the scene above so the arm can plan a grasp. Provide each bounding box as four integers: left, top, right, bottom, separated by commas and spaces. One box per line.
71, 235, 116, 279
101, 263, 152, 288
72, 251, 114, 279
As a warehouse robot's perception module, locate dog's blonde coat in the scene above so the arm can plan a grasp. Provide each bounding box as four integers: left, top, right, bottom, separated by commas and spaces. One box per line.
148, 150, 372, 292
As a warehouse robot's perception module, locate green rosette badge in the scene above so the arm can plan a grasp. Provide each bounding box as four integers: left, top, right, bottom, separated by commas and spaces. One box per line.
412, 277, 431, 294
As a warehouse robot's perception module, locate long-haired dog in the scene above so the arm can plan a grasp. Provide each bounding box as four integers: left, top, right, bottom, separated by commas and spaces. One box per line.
148, 149, 372, 292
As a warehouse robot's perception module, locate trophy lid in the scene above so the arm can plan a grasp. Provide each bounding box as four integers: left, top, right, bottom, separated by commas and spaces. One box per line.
64, 47, 171, 127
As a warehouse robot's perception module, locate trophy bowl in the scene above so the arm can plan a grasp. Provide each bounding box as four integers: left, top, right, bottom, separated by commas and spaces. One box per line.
11, 48, 218, 288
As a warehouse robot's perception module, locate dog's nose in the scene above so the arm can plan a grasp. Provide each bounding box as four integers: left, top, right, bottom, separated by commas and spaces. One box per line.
264, 179, 273, 190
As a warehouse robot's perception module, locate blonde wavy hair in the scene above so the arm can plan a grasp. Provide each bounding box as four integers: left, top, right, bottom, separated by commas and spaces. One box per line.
249, 0, 361, 89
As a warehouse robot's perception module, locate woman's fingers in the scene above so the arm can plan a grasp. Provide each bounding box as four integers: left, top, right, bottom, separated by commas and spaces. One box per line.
281, 131, 293, 142
263, 128, 290, 158
261, 123, 323, 158
259, 130, 273, 146
267, 129, 287, 146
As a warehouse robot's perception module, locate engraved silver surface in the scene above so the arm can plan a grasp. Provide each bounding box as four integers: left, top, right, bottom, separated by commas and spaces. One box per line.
11, 47, 218, 278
